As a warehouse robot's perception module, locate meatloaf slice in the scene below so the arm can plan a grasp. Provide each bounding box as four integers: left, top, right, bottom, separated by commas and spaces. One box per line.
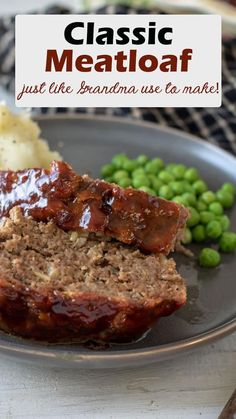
0, 208, 186, 343
0, 161, 188, 254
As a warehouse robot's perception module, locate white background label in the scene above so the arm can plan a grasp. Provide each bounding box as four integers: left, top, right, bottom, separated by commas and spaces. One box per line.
15, 15, 221, 108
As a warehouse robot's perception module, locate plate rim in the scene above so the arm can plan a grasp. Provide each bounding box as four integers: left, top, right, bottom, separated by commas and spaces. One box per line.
35, 112, 236, 166
1, 113, 235, 366
0, 318, 235, 366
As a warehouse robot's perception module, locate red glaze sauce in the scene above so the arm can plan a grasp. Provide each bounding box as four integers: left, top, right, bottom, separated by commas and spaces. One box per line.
0, 161, 188, 254
0, 279, 184, 343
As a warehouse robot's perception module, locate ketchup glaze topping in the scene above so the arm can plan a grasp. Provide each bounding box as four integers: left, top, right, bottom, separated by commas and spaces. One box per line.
0, 161, 188, 254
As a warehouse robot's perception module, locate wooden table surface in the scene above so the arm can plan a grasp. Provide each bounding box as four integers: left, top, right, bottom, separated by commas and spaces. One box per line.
0, 332, 235, 418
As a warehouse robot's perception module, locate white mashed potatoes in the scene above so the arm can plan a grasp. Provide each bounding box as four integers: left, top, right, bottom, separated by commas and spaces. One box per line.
0, 104, 62, 170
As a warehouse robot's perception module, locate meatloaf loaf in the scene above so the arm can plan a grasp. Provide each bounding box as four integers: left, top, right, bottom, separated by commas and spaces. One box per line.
0, 208, 186, 343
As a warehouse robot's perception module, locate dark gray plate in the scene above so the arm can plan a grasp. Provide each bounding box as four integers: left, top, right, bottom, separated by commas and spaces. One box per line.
0, 114, 235, 369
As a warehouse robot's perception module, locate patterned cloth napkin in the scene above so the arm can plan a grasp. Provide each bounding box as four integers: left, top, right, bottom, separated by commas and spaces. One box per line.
0, 4, 236, 155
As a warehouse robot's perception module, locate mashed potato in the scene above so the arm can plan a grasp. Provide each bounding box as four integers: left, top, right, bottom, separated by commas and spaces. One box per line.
0, 104, 62, 170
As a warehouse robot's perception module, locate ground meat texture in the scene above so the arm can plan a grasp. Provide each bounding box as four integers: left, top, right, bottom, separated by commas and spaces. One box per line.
0, 161, 188, 255
0, 208, 186, 343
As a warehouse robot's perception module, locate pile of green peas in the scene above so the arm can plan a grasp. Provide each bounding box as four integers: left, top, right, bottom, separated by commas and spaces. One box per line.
101, 153, 236, 268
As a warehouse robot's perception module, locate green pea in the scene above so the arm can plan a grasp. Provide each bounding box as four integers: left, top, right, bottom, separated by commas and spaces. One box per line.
101, 163, 115, 177
209, 202, 223, 216
181, 227, 192, 244
122, 159, 138, 172
169, 181, 185, 196
218, 214, 230, 232
113, 170, 129, 183
182, 192, 197, 207
145, 158, 164, 174
182, 181, 193, 193
111, 153, 128, 169
158, 170, 174, 184
221, 182, 236, 196
187, 207, 200, 227
150, 178, 164, 193
219, 232, 236, 253
193, 180, 208, 195
152, 158, 165, 170
196, 201, 208, 212
172, 196, 189, 206
158, 185, 174, 200
145, 161, 159, 175
136, 155, 149, 166
171, 164, 186, 180
166, 163, 176, 173
201, 191, 216, 205
184, 168, 199, 183
117, 178, 133, 188
132, 175, 150, 188
192, 225, 206, 242
132, 168, 146, 178
148, 174, 156, 183
200, 211, 215, 225
206, 220, 222, 239
104, 176, 114, 183
138, 186, 156, 196
216, 190, 234, 209
198, 248, 221, 268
